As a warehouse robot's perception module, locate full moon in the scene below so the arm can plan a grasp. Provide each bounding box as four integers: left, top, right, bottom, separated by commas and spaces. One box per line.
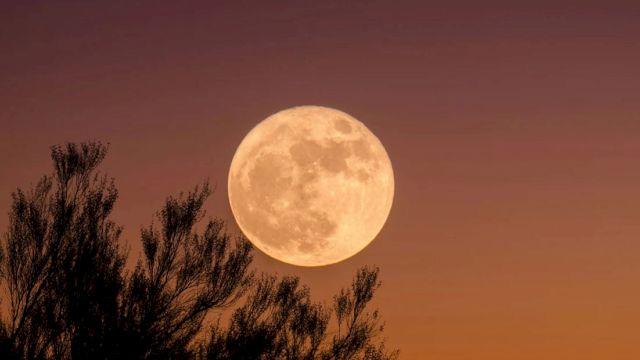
228, 106, 394, 266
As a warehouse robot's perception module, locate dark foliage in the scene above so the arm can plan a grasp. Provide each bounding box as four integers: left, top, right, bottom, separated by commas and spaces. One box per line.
118, 184, 254, 359
0, 142, 397, 360
201, 267, 397, 360
1, 143, 124, 359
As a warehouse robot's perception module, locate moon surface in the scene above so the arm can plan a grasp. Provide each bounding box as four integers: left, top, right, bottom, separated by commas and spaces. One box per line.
228, 106, 394, 266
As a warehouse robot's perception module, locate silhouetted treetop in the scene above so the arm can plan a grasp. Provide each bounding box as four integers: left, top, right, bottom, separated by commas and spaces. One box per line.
202, 266, 397, 360
120, 183, 254, 359
0, 141, 398, 360
2, 142, 124, 359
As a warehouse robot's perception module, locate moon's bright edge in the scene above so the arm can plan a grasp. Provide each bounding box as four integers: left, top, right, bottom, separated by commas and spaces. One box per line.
228, 106, 394, 266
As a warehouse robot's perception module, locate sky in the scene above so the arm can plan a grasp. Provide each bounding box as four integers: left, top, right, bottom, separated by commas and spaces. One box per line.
1, 1, 640, 358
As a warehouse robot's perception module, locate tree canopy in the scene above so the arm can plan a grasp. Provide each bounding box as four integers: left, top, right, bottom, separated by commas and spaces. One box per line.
0, 142, 398, 360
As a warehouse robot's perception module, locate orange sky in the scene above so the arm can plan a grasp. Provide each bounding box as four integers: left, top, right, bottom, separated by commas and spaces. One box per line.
1, 2, 640, 358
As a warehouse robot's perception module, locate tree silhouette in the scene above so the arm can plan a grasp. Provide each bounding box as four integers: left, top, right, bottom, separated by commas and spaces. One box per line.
0, 142, 398, 360
202, 267, 396, 360
1, 143, 125, 359
118, 184, 253, 359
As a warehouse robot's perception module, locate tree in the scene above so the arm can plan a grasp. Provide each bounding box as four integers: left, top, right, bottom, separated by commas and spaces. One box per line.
0, 142, 397, 359
201, 267, 398, 360
1, 143, 125, 359
118, 184, 253, 359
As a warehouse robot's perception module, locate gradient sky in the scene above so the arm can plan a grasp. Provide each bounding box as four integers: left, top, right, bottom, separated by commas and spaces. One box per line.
2, 2, 640, 359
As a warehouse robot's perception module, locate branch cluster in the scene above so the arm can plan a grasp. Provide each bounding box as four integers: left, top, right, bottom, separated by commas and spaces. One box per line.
0, 142, 398, 360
